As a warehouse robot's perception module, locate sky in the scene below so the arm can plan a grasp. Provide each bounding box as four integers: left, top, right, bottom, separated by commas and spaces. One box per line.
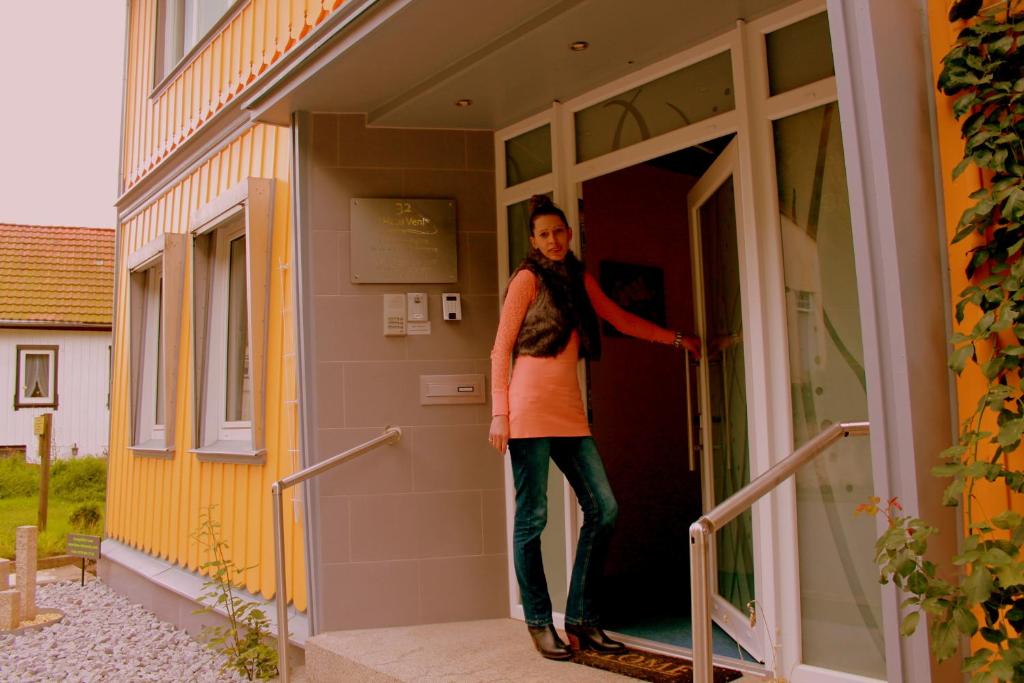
0, 1, 126, 229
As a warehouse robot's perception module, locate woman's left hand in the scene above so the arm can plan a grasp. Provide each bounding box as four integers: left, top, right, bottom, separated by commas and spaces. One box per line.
681, 335, 702, 359
709, 333, 741, 357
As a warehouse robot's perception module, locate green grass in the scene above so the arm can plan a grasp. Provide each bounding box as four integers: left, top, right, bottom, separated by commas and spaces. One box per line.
0, 497, 104, 559
0, 457, 107, 559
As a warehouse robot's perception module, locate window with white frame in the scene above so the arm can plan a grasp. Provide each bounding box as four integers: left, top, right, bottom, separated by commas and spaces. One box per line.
137, 264, 165, 445
190, 177, 272, 461
198, 214, 253, 447
128, 232, 184, 455
14, 346, 58, 409
154, 0, 237, 83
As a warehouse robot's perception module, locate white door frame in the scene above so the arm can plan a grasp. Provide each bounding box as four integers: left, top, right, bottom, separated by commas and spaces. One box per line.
493, 3, 888, 681
687, 138, 764, 661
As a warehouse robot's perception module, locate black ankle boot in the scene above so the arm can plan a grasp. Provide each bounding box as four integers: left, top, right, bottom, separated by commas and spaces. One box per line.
564, 624, 626, 653
527, 624, 572, 660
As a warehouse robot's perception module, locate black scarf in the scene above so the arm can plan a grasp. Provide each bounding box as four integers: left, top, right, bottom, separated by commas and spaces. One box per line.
511, 249, 602, 361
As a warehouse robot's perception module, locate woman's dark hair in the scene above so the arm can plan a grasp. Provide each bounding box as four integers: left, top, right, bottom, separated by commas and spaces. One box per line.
528, 195, 568, 236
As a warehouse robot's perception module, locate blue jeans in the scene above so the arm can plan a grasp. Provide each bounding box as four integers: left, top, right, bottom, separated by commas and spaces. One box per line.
509, 436, 618, 628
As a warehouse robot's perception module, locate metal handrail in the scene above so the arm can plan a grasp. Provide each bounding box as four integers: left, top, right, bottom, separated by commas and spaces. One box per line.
688, 420, 869, 683
271, 425, 403, 683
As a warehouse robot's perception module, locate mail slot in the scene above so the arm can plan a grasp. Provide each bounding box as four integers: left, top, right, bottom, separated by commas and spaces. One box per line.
420, 374, 486, 405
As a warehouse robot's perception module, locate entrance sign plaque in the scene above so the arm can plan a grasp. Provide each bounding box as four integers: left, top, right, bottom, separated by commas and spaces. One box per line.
351, 198, 458, 283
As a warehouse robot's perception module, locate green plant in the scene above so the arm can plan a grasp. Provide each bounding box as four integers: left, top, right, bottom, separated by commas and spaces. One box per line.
192, 507, 279, 681
69, 502, 102, 532
0, 458, 38, 499
51, 456, 107, 502
865, 2, 1024, 681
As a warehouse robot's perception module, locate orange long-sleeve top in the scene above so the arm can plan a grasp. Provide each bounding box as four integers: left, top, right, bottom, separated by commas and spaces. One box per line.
490, 269, 676, 438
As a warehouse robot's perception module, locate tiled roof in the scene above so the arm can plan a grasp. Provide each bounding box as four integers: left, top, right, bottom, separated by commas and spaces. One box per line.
0, 224, 115, 327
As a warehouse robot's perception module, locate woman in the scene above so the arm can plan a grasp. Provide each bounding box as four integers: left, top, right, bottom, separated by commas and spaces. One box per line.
489, 195, 701, 660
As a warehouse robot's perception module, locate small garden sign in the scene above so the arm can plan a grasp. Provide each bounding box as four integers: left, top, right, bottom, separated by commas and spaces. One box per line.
66, 533, 99, 586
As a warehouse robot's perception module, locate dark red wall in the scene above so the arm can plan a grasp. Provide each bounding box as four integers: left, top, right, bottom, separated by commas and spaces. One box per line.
582, 161, 702, 588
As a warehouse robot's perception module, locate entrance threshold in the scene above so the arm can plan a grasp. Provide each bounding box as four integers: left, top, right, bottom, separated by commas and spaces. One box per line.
306, 618, 768, 682
608, 630, 770, 680
308, 618, 635, 681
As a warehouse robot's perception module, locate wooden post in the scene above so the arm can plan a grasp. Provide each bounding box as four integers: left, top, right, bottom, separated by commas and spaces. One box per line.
34, 414, 52, 532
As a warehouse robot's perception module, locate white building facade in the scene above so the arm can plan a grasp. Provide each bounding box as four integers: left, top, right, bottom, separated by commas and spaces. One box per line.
0, 224, 114, 462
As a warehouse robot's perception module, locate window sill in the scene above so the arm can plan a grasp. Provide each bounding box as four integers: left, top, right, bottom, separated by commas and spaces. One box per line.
129, 444, 174, 459
191, 443, 266, 465
14, 401, 58, 411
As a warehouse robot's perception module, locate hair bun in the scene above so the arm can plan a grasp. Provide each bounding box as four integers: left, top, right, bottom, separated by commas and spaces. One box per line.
528, 194, 554, 214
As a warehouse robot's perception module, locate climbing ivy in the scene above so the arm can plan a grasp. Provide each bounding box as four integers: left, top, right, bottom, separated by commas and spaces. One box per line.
866, 2, 1024, 681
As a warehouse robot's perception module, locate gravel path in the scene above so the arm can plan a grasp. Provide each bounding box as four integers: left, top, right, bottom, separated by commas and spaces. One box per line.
0, 580, 251, 682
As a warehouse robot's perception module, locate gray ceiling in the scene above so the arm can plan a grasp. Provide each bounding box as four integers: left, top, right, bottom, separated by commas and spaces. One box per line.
253, 0, 800, 130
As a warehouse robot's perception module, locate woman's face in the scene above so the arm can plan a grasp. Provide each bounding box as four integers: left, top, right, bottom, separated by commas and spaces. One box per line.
529, 214, 572, 261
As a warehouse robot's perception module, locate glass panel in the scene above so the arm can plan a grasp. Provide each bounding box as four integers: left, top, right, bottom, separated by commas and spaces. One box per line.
159, 0, 186, 77
195, 0, 227, 40
774, 103, 884, 678
766, 13, 834, 96
575, 51, 734, 162
506, 193, 552, 273
698, 177, 754, 614
184, 0, 229, 52
505, 125, 552, 187
225, 235, 251, 423
183, 0, 199, 51
23, 353, 50, 399
155, 277, 164, 426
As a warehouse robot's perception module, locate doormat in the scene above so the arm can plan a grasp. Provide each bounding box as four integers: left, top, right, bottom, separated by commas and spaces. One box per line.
572, 647, 744, 683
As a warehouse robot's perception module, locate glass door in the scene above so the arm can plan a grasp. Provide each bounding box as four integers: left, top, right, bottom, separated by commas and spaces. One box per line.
688, 139, 762, 660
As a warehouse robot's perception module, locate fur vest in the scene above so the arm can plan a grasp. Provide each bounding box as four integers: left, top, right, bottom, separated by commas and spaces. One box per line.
511, 249, 601, 360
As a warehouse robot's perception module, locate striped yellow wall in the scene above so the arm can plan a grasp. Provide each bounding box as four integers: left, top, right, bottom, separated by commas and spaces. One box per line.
928, 0, 1022, 556
122, 0, 345, 191
108, 123, 306, 610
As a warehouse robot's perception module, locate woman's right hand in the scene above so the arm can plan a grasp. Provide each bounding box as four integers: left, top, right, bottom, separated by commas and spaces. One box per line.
489, 415, 510, 453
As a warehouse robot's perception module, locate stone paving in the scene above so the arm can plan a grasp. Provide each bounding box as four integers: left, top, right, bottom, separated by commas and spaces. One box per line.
0, 580, 249, 682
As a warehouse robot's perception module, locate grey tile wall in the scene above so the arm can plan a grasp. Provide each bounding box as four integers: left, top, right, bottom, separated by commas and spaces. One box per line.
305, 114, 508, 630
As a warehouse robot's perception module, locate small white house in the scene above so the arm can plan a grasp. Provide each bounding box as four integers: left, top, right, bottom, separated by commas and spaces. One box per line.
0, 224, 114, 462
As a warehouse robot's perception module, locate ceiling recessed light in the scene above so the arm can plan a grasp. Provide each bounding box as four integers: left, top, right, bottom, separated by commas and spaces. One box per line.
454, 98, 473, 107
569, 40, 589, 52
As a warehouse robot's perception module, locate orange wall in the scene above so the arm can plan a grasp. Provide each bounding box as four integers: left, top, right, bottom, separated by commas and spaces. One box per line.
107, 123, 306, 609
122, 0, 346, 191
927, 4, 1022, 529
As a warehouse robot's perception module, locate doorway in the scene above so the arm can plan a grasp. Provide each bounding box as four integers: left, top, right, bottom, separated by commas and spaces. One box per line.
580, 135, 756, 661
494, 5, 887, 679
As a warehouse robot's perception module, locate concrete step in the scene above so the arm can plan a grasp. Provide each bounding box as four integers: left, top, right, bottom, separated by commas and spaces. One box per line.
306, 618, 629, 682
